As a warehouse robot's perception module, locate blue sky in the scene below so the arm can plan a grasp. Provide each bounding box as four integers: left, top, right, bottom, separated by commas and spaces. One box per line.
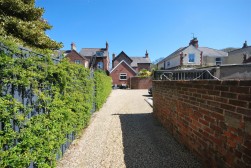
36, 0, 251, 62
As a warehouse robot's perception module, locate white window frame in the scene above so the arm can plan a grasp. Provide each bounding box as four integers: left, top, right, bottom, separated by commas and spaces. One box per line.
215, 57, 222, 65
74, 60, 81, 64
188, 53, 195, 63
119, 73, 127, 80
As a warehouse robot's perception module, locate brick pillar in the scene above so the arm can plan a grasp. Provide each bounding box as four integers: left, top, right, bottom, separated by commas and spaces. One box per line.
180, 52, 184, 66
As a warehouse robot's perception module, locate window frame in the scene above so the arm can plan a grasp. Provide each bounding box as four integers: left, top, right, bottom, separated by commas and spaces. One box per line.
97, 61, 104, 69
188, 53, 195, 63
96, 51, 104, 57
74, 60, 81, 64
119, 73, 127, 80
215, 57, 222, 65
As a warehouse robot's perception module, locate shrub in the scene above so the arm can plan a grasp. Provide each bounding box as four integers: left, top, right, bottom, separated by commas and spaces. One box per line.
94, 70, 112, 110
0, 45, 93, 167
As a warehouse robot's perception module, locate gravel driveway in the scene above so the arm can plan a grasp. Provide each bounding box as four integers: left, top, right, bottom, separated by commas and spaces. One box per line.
57, 89, 202, 168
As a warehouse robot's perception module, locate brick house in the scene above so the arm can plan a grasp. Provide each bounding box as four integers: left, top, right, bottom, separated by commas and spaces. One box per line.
53, 43, 89, 68
110, 51, 151, 87
65, 43, 89, 67
79, 42, 110, 73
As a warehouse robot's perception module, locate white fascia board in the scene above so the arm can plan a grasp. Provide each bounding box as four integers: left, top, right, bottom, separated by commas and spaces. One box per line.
110, 60, 137, 74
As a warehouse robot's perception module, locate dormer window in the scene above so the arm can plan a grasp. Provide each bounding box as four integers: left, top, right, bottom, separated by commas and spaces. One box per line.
96, 51, 104, 57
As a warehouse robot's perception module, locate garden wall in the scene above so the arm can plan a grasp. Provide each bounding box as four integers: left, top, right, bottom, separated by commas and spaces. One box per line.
153, 80, 251, 168
130, 77, 152, 89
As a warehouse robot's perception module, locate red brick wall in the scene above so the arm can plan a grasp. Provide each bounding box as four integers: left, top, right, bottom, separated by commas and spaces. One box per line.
66, 51, 87, 67
130, 77, 152, 89
110, 61, 136, 86
112, 53, 132, 68
94, 57, 109, 72
153, 80, 251, 168
138, 63, 151, 72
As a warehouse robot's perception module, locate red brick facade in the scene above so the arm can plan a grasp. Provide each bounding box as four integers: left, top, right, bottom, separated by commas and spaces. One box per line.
153, 80, 251, 168
66, 50, 88, 67
94, 57, 109, 72
137, 63, 151, 72
130, 77, 152, 89
112, 52, 132, 68
110, 61, 136, 86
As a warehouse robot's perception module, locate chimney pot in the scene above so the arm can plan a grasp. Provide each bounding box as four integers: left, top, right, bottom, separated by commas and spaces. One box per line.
112, 53, 116, 60
106, 41, 109, 50
145, 50, 149, 58
189, 37, 199, 48
242, 41, 248, 48
71, 42, 76, 51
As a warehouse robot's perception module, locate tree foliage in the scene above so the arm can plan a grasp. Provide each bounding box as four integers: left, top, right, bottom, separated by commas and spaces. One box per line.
138, 69, 152, 77
0, 0, 62, 51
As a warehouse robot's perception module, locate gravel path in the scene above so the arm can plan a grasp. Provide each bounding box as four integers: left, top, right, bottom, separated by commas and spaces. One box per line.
57, 89, 202, 168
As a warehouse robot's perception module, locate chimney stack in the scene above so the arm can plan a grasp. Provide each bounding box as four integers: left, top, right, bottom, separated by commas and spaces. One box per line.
71, 42, 76, 51
189, 37, 199, 48
112, 53, 116, 60
242, 41, 248, 48
145, 50, 149, 58
243, 53, 247, 63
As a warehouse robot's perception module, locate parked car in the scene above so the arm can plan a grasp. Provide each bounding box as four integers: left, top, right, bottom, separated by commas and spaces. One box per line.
148, 87, 152, 95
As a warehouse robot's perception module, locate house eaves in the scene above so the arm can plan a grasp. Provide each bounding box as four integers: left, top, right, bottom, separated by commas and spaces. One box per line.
112, 51, 133, 62
158, 47, 187, 64
110, 60, 137, 74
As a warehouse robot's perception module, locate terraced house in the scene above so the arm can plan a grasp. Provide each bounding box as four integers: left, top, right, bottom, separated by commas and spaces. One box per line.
227, 41, 251, 64
157, 38, 228, 70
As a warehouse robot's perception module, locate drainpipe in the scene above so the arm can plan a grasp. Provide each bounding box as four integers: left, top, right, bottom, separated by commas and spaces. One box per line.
180, 52, 184, 67
130, 77, 131, 89
200, 51, 203, 66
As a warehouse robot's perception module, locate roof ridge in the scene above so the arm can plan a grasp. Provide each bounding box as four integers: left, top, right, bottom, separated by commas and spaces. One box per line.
199, 46, 222, 50
229, 46, 251, 53
81, 48, 104, 49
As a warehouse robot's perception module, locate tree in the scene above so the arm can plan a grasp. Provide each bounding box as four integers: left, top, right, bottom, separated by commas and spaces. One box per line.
138, 69, 152, 77
0, 0, 62, 50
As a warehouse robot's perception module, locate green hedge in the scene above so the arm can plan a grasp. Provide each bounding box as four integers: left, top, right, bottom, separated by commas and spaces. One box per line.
94, 70, 112, 110
0, 47, 94, 167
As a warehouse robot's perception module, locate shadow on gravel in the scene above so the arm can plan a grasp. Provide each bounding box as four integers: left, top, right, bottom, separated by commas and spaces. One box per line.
114, 113, 202, 168
142, 94, 152, 97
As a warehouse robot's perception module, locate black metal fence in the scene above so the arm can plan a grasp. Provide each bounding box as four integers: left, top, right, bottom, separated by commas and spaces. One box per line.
153, 69, 219, 81
0, 43, 95, 168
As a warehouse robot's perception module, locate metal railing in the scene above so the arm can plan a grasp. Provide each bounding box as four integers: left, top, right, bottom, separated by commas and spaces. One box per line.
153, 69, 219, 81
0, 42, 87, 168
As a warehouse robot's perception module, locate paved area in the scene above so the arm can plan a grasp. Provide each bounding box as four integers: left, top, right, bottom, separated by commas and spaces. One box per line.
57, 89, 202, 168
